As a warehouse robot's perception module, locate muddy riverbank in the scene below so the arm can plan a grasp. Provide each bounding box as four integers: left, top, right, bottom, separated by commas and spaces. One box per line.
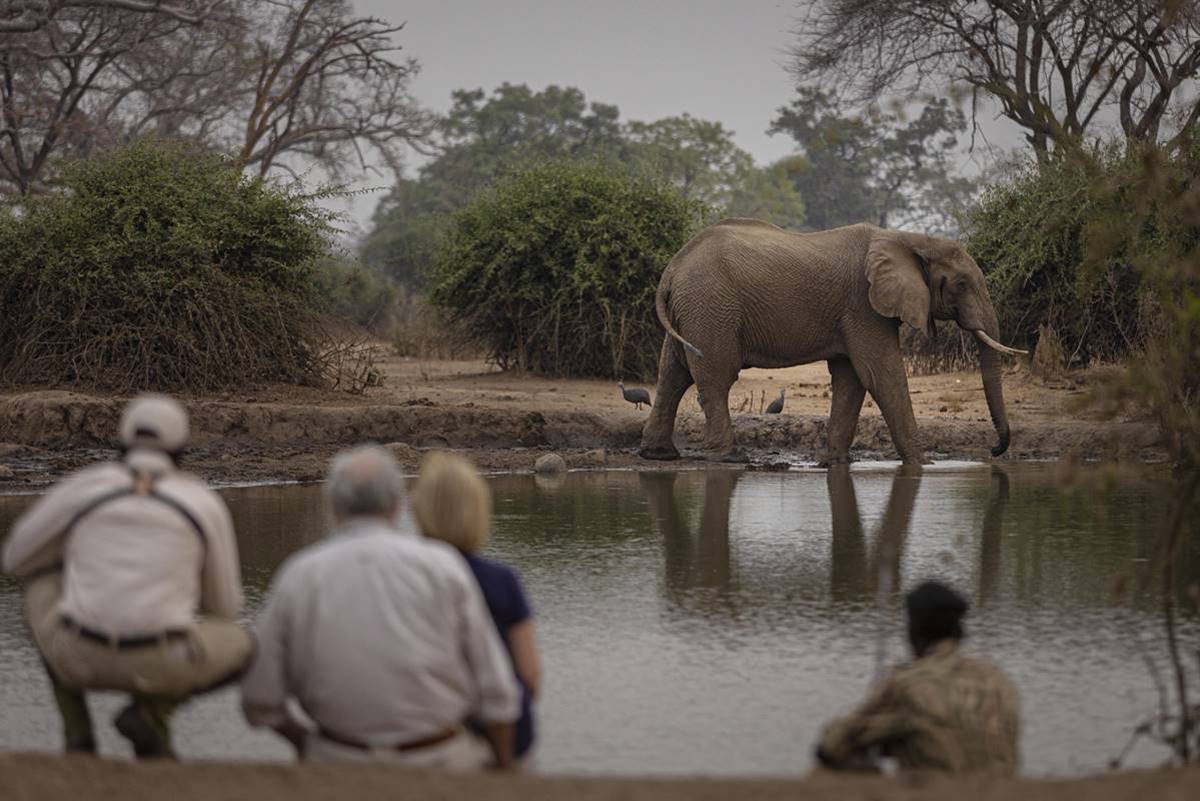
0, 358, 1165, 486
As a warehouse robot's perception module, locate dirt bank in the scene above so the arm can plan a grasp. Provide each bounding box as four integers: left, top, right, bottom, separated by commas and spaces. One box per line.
0, 357, 1165, 486
2, 752, 1198, 801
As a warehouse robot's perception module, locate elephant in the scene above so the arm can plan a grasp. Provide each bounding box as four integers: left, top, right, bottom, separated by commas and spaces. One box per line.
638, 219, 1025, 464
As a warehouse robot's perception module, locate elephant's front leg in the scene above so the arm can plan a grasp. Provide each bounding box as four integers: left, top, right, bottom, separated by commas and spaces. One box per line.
851, 335, 926, 465
823, 358, 866, 466
639, 336, 693, 460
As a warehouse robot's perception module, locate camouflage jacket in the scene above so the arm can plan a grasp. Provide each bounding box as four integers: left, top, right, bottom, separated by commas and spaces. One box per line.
817, 640, 1019, 775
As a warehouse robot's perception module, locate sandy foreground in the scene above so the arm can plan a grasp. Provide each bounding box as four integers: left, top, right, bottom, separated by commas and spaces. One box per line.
0, 355, 1164, 486
2, 752, 1199, 801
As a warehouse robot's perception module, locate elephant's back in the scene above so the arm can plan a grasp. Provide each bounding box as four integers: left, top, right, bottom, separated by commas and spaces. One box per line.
699, 220, 874, 280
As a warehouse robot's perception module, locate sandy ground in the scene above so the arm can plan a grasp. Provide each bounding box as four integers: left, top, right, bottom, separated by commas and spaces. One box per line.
0, 354, 1163, 487
2, 752, 1199, 801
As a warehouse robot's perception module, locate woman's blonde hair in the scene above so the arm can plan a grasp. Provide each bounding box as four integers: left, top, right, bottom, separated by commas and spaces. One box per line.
411, 451, 492, 552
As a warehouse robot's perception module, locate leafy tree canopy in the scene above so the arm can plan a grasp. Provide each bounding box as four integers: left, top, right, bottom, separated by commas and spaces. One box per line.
360, 83, 776, 287
768, 87, 974, 234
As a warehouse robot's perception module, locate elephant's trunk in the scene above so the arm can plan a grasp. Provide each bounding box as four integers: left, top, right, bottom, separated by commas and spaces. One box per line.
973, 317, 1012, 457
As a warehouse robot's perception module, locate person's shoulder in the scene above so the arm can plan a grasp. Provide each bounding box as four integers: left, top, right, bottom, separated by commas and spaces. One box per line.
268, 533, 350, 589
464, 552, 519, 581
958, 654, 1019, 695
159, 469, 221, 499
66, 461, 130, 487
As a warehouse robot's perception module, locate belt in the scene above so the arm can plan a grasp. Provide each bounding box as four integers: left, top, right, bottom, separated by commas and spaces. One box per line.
317, 726, 459, 753
61, 615, 190, 649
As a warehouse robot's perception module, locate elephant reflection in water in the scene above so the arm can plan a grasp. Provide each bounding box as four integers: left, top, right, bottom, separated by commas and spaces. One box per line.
640, 465, 1007, 609
825, 465, 923, 602
977, 467, 1010, 607
639, 470, 740, 596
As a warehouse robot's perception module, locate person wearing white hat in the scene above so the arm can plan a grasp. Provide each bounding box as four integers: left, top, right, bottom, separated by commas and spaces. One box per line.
2, 394, 251, 759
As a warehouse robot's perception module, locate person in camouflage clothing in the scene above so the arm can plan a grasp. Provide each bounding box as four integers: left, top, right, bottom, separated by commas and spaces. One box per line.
816, 580, 1019, 774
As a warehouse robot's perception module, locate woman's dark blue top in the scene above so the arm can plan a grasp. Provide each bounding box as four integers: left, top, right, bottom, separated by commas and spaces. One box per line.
463, 552, 535, 756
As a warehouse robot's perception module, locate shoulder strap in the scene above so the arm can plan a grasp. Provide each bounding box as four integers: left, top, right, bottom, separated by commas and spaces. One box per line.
66, 464, 206, 550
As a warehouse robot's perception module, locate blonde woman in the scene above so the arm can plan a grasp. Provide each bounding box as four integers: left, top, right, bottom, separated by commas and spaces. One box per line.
411, 452, 541, 759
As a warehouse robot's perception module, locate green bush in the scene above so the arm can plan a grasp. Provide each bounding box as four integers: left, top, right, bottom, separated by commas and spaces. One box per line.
428, 161, 705, 378
1082, 139, 1200, 469
963, 148, 1159, 365
0, 141, 334, 391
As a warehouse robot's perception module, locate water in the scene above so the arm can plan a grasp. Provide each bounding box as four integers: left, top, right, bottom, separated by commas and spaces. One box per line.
1, 463, 1197, 777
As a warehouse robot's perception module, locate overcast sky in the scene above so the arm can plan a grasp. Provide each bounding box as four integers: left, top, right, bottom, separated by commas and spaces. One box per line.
339, 0, 1022, 233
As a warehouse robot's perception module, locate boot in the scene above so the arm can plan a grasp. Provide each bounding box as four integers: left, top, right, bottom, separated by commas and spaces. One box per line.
114, 697, 177, 759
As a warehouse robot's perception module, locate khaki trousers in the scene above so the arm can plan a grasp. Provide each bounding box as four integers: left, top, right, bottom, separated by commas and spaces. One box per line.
25, 572, 253, 750
305, 730, 492, 771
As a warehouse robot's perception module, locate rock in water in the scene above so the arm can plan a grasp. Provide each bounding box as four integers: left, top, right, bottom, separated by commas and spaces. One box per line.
534, 453, 567, 473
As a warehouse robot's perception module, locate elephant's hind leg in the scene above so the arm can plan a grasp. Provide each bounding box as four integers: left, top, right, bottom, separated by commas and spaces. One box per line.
692, 356, 741, 461
823, 358, 867, 466
639, 336, 693, 460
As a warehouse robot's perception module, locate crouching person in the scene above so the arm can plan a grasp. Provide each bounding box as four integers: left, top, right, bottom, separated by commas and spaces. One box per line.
2, 395, 252, 758
240, 445, 520, 770
816, 580, 1019, 775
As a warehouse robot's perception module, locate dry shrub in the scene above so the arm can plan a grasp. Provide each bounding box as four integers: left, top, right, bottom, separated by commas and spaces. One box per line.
313, 328, 384, 394
0, 141, 335, 392
391, 288, 478, 360
1031, 323, 1066, 381
903, 325, 975, 375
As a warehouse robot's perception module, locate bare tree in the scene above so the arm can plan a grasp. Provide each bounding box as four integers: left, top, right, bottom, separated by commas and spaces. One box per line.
0, 0, 434, 194
790, 1, 1200, 158
0, 7, 201, 192
1, 0, 228, 34
231, 0, 435, 181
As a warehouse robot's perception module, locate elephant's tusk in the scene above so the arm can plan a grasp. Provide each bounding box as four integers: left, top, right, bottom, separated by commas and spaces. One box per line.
973, 330, 1028, 356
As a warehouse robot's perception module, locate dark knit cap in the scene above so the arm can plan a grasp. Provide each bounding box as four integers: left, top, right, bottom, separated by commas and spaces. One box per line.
906, 580, 968, 643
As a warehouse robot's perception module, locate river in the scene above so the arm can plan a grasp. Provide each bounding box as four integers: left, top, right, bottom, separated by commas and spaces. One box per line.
1, 462, 1197, 776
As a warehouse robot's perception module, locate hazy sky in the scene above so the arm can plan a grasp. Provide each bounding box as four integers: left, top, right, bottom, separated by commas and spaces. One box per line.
339, 0, 1022, 232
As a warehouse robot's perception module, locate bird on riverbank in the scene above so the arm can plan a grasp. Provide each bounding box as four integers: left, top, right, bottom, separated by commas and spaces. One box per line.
618, 382, 652, 410
766, 388, 785, 414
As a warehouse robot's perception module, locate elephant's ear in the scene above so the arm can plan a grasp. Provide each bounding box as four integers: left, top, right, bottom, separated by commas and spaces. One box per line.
866, 233, 932, 336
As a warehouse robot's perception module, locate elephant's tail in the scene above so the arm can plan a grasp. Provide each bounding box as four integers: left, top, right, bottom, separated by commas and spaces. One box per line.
655, 279, 704, 360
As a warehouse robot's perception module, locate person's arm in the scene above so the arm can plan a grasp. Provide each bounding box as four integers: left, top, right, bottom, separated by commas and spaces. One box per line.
194, 489, 243, 619
241, 566, 307, 758
815, 675, 912, 771
506, 619, 541, 700
3, 466, 116, 577
482, 721, 516, 770
454, 562, 520, 769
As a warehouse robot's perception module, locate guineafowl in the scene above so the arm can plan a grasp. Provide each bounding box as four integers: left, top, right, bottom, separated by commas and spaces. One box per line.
766, 388, 785, 414
618, 382, 652, 410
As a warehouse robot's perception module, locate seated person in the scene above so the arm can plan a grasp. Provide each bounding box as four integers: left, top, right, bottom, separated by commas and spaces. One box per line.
816, 580, 1019, 774
240, 445, 520, 769
411, 451, 541, 760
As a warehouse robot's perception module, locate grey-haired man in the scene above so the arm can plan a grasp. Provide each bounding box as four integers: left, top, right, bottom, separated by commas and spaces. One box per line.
3, 394, 251, 758
241, 445, 520, 770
